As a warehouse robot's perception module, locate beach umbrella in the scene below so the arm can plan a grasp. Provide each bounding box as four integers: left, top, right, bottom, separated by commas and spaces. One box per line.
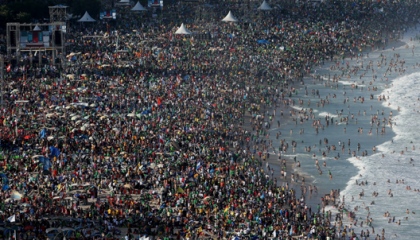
66, 53, 76, 58
176, 187, 185, 194
257, 39, 269, 44
203, 196, 211, 201
71, 102, 89, 107
11, 191, 23, 200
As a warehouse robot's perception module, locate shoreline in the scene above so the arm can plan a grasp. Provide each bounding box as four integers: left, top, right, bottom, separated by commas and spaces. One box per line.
330, 27, 420, 239
2, 1, 420, 240
246, 28, 419, 218
275, 38, 406, 193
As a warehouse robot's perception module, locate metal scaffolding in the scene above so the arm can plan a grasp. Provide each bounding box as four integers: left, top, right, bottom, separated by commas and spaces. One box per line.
6, 22, 66, 66
49, 5, 68, 23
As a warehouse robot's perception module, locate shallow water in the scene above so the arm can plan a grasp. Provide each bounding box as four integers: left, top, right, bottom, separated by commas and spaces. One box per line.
268, 26, 420, 239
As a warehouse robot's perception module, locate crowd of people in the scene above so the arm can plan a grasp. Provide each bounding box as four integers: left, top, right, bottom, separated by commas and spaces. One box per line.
1, 0, 420, 239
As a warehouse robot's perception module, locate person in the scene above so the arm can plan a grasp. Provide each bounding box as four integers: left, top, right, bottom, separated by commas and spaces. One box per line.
0, 1, 418, 239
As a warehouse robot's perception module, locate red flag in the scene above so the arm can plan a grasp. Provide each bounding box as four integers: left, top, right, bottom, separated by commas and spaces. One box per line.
6, 64, 11, 73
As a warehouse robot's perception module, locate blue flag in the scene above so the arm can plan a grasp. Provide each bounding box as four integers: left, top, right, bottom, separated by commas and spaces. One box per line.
38, 156, 52, 170
39, 128, 47, 139
0, 173, 9, 186
0, 173, 9, 184
49, 146, 60, 158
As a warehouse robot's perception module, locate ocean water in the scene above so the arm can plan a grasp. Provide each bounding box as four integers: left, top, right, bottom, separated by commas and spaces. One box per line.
269, 26, 420, 239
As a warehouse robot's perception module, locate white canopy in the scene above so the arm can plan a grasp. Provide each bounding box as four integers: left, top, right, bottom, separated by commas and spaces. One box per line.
258, 0, 272, 10
131, 1, 147, 11
77, 11, 96, 22
116, 0, 130, 5
175, 23, 192, 35
222, 11, 238, 22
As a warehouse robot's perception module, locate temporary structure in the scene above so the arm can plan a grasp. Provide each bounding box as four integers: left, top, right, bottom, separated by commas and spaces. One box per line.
77, 11, 96, 22
222, 11, 238, 22
33, 25, 41, 31
131, 1, 147, 11
116, 0, 130, 6
175, 23, 192, 35
258, 0, 272, 10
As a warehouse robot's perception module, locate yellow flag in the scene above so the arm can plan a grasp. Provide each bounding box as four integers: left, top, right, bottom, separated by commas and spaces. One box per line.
223, 206, 229, 213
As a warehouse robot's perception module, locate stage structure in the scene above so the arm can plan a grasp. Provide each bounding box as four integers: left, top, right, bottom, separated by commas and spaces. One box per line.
49, 4, 68, 22
6, 5, 68, 66
6, 22, 66, 66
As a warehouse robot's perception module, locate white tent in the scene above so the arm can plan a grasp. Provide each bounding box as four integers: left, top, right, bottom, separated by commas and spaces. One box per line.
77, 11, 96, 22
258, 0, 272, 10
222, 11, 238, 22
131, 1, 147, 11
175, 23, 192, 35
116, 0, 130, 5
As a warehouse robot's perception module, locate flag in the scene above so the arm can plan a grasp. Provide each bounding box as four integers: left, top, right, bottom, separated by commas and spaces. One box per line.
38, 156, 52, 170
6, 64, 11, 73
7, 215, 15, 222
39, 128, 47, 139
0, 173, 8, 185
49, 146, 60, 158
223, 206, 229, 213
